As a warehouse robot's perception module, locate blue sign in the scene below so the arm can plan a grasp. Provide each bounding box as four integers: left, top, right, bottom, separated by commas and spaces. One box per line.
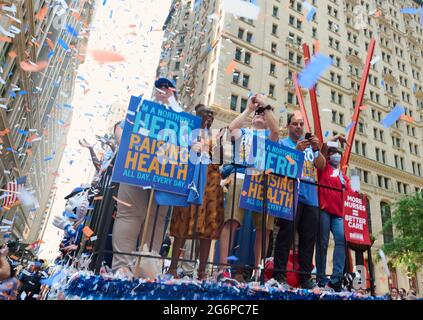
112, 97, 202, 196
239, 140, 304, 220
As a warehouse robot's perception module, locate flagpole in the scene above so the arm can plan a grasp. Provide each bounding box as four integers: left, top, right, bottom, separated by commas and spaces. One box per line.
0, 189, 21, 194
302, 43, 323, 143
293, 74, 311, 133
341, 39, 376, 174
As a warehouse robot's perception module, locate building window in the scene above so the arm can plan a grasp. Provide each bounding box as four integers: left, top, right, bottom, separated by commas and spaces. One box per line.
380, 202, 394, 244
270, 62, 276, 75
312, 27, 317, 38
273, 6, 279, 17
332, 110, 337, 123
242, 74, 250, 88
363, 170, 369, 183
174, 61, 180, 70
296, 2, 302, 12
296, 55, 302, 65
244, 52, 251, 65
238, 28, 244, 39
377, 175, 383, 188
269, 84, 275, 97
272, 24, 278, 36
230, 94, 238, 111
240, 98, 247, 112
232, 70, 240, 84
296, 19, 302, 30
287, 92, 295, 104
271, 42, 277, 53
235, 48, 242, 61
246, 32, 253, 43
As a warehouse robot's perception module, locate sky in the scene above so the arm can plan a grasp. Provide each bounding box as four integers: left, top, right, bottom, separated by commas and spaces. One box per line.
39, 0, 172, 261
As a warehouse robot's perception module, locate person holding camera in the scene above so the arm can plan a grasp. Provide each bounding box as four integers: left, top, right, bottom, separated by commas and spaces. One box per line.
220, 93, 279, 280
272, 112, 325, 289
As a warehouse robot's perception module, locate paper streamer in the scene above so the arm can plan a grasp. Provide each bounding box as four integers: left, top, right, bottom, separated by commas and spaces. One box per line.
298, 54, 332, 89
380, 105, 405, 128
222, 0, 260, 20
378, 249, 391, 278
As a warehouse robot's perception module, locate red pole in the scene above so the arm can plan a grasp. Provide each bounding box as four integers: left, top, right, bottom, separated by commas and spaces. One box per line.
341, 39, 376, 175
293, 73, 311, 133
302, 44, 323, 144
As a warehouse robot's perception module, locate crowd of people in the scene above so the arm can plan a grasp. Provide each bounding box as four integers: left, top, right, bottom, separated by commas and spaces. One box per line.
0, 242, 52, 300
1, 77, 420, 300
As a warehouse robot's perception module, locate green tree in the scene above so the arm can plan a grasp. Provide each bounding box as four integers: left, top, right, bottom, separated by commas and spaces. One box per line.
381, 191, 423, 274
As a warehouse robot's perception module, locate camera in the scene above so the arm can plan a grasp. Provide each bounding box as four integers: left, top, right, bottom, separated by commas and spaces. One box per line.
7, 240, 17, 248
305, 132, 312, 140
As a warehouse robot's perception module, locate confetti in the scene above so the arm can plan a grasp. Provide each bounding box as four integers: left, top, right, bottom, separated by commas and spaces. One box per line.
20, 61, 48, 72
314, 40, 320, 54
400, 8, 419, 14
58, 38, 69, 51
380, 105, 405, 128
306, 7, 316, 22
298, 54, 332, 89
82, 226, 94, 238
0, 36, 12, 42
90, 50, 125, 63
227, 255, 239, 261
36, 5, 48, 21
225, 60, 236, 74
370, 55, 381, 65
46, 38, 55, 50
222, 0, 260, 20
399, 114, 414, 123
286, 155, 295, 165
112, 196, 132, 207
345, 122, 356, 134
1, 219, 13, 225
65, 24, 79, 37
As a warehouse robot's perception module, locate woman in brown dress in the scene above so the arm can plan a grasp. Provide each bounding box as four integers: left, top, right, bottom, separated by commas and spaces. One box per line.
168, 104, 224, 280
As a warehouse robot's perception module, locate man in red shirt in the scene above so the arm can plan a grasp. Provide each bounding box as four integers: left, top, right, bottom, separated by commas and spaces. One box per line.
316, 137, 352, 292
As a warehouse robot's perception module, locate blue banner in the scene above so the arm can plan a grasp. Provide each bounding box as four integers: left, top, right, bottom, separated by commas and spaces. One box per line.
239, 140, 304, 220
111, 97, 202, 196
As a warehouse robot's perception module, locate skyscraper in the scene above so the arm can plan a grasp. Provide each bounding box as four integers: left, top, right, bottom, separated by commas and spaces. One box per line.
157, 0, 423, 294
0, 0, 94, 244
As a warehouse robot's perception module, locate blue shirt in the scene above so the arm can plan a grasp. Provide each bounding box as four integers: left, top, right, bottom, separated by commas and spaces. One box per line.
280, 137, 318, 207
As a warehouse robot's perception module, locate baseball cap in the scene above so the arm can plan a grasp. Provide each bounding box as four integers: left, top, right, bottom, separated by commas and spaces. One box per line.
64, 187, 84, 200
154, 77, 176, 89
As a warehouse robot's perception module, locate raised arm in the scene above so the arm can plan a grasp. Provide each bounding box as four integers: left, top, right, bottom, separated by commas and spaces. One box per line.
79, 139, 101, 172
263, 106, 279, 142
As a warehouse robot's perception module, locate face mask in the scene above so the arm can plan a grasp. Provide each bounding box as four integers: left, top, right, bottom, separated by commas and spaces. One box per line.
329, 153, 342, 166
